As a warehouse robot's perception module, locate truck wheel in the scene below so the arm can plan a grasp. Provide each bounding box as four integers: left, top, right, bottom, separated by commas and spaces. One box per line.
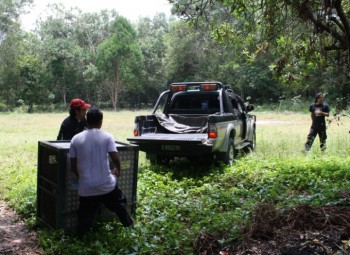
249, 129, 256, 151
150, 155, 170, 165
224, 138, 235, 165
158, 156, 170, 165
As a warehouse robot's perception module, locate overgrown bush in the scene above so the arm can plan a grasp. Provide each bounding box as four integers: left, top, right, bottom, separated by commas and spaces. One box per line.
31, 156, 350, 254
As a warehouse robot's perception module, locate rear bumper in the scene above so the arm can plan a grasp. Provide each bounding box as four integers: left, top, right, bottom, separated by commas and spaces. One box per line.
127, 135, 213, 157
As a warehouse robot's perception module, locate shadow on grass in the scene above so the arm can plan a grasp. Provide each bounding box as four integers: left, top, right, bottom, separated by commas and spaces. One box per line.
144, 157, 226, 181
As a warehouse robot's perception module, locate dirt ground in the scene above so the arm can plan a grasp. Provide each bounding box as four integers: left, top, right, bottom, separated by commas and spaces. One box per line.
0, 199, 43, 255
233, 204, 350, 255
196, 204, 350, 255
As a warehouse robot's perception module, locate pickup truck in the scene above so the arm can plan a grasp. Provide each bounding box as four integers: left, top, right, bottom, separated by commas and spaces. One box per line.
127, 81, 256, 165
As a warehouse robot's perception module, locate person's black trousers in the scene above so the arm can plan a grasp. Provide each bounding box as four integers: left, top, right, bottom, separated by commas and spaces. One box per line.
77, 185, 133, 237
305, 126, 327, 151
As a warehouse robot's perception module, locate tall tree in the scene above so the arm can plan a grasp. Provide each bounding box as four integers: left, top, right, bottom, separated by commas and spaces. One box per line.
69, 9, 118, 103
0, 0, 32, 42
36, 4, 88, 105
0, 28, 22, 109
17, 55, 50, 112
73, 10, 117, 54
136, 14, 169, 104
164, 19, 240, 84
96, 16, 143, 110
0, 0, 33, 109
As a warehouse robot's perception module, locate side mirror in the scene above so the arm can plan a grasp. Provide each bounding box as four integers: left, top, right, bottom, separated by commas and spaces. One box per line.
246, 104, 254, 112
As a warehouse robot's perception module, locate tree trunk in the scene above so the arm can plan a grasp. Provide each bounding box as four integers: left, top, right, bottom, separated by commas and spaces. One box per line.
61, 87, 67, 106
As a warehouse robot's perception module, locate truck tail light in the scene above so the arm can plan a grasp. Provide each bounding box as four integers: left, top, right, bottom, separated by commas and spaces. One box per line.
170, 85, 187, 92
208, 124, 217, 139
201, 84, 218, 91
133, 124, 139, 136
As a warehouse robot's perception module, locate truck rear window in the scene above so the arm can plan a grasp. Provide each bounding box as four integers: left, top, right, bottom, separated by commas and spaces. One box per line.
168, 92, 220, 114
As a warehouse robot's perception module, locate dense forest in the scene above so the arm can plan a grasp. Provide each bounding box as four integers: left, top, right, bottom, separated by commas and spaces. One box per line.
1, 0, 350, 112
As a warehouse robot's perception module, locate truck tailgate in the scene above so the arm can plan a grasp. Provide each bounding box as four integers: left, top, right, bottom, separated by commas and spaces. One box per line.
127, 133, 212, 156
128, 133, 207, 144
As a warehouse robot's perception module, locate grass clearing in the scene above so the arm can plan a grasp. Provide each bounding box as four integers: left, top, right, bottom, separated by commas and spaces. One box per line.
0, 110, 349, 254
255, 111, 350, 157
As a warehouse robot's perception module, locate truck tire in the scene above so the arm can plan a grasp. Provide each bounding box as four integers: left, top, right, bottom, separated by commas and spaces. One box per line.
150, 154, 170, 165
224, 138, 236, 165
249, 129, 256, 151
158, 156, 170, 165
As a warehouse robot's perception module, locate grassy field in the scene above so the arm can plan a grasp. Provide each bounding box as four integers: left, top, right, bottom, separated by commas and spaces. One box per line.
255, 111, 350, 157
0, 110, 349, 254
0, 110, 349, 205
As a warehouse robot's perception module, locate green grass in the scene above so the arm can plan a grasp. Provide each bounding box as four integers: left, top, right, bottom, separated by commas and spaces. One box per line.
255, 111, 350, 157
0, 110, 349, 254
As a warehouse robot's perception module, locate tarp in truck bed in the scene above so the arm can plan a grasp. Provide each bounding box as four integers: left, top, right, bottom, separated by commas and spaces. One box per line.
155, 114, 208, 133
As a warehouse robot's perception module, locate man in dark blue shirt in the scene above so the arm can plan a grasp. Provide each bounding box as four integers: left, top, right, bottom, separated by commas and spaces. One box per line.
304, 93, 330, 151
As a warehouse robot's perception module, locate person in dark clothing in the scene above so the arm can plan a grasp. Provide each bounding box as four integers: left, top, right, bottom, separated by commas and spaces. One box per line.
70, 107, 133, 238
57, 99, 91, 140
304, 93, 330, 152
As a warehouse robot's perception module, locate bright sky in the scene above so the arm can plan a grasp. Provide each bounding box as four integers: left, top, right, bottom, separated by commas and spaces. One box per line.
21, 0, 172, 31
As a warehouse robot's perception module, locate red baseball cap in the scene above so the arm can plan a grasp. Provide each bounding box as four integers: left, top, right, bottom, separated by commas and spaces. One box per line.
70, 98, 91, 109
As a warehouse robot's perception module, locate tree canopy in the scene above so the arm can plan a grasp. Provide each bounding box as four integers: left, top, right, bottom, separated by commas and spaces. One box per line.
0, 0, 349, 111
171, 0, 350, 99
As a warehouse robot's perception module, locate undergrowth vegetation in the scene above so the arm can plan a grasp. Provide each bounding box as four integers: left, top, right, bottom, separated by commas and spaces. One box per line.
35, 156, 350, 254
0, 111, 349, 254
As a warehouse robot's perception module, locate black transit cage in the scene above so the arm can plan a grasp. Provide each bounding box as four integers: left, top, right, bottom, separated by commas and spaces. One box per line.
37, 140, 139, 230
